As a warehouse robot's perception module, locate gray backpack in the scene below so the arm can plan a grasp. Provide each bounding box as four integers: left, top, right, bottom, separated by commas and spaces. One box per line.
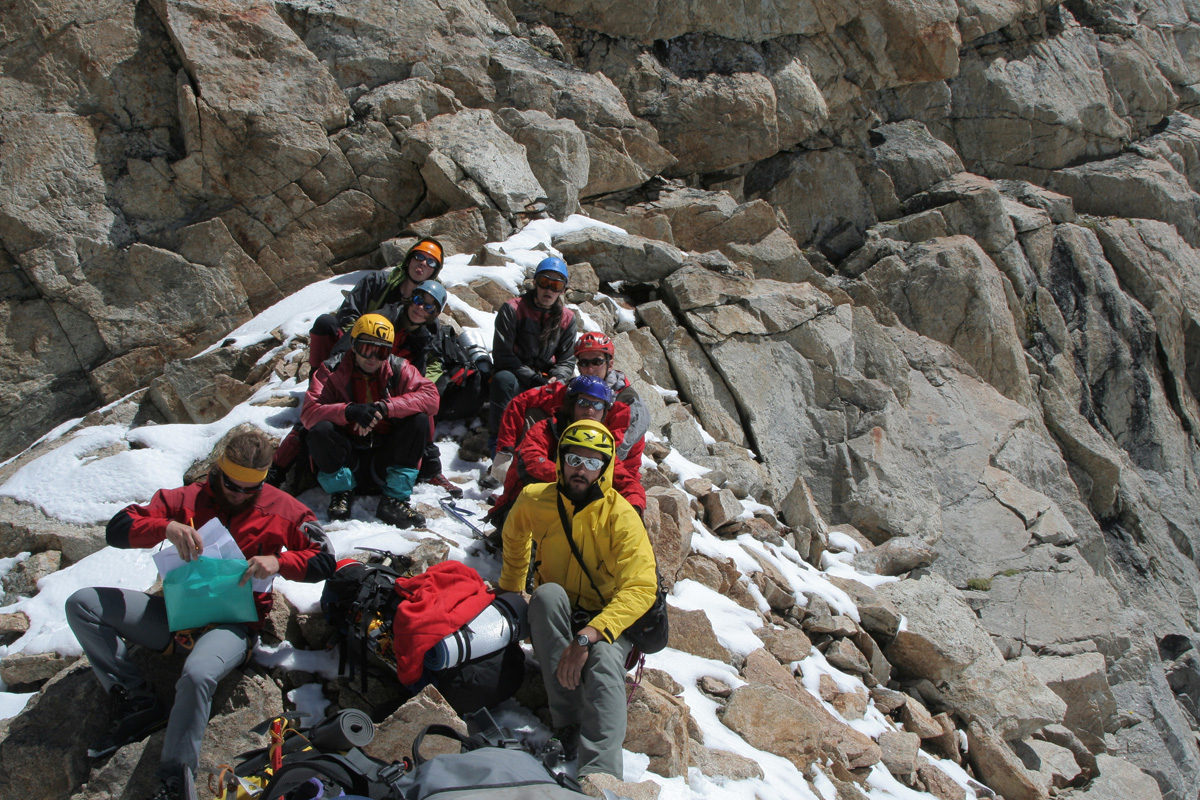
390, 723, 584, 800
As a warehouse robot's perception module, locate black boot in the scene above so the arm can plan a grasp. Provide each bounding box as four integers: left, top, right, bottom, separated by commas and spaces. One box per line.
87, 684, 168, 759
552, 723, 580, 761
328, 491, 354, 521
376, 496, 425, 529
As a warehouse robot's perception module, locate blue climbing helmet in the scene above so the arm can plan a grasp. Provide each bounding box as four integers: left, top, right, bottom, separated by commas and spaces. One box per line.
412, 280, 448, 313
534, 256, 568, 284
566, 374, 614, 406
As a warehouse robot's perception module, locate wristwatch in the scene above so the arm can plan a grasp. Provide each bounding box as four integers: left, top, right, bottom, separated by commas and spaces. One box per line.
575, 632, 592, 648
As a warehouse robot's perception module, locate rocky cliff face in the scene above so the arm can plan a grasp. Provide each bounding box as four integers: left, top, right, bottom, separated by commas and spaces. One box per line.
6, 0, 1200, 798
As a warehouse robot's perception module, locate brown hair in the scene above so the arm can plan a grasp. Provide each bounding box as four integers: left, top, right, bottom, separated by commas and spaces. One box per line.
537, 294, 565, 353
223, 424, 276, 470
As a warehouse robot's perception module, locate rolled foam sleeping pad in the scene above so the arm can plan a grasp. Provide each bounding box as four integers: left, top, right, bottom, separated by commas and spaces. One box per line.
308, 708, 375, 750
424, 592, 529, 672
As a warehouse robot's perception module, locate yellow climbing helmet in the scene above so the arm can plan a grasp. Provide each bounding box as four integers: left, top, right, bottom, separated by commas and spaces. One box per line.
559, 420, 615, 461
350, 313, 395, 346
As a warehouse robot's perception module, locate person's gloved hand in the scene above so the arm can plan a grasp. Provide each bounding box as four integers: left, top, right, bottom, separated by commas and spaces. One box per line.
373, 400, 390, 420
515, 365, 538, 385
345, 403, 381, 428
528, 372, 548, 387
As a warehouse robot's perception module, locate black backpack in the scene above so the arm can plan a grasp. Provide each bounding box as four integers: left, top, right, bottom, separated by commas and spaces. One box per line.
320, 555, 524, 715
432, 326, 489, 421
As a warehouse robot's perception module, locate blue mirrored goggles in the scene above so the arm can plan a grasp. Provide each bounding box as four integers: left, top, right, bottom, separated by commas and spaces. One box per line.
411, 293, 439, 314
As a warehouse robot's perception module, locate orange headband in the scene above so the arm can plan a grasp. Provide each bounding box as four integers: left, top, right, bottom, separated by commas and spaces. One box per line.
217, 455, 268, 484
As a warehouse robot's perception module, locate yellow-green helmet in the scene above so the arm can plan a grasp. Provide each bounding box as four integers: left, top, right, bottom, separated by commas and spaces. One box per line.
350, 313, 395, 346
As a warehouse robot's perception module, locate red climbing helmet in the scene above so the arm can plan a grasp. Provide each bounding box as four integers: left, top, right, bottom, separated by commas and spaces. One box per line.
574, 331, 615, 358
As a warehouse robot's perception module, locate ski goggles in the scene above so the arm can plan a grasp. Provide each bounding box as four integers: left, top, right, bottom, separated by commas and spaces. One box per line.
411, 293, 439, 314
353, 340, 390, 360
409, 252, 439, 270
535, 275, 566, 292
577, 356, 609, 368
564, 452, 606, 471
573, 396, 609, 412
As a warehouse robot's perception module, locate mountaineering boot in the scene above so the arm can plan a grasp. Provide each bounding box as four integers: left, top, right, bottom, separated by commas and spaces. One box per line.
552, 723, 581, 761
376, 496, 425, 528
88, 684, 168, 759
424, 472, 464, 498
328, 491, 354, 521
145, 775, 182, 800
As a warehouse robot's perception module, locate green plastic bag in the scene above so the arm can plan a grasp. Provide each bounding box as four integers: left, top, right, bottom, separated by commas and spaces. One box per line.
163, 556, 258, 631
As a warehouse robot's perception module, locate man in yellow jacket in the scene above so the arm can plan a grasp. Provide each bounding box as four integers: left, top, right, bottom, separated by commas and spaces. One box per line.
499, 419, 658, 780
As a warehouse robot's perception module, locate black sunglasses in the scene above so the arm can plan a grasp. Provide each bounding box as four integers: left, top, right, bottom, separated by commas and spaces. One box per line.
577, 356, 609, 368
574, 396, 609, 412
220, 471, 263, 495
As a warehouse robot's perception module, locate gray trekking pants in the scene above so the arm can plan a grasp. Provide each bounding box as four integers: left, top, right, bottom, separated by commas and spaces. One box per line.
528, 582, 633, 779
65, 586, 252, 781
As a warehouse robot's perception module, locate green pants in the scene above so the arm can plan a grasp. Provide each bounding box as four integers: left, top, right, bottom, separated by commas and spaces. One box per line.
529, 582, 633, 779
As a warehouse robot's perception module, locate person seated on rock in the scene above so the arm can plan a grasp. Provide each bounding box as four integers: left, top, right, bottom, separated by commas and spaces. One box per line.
499, 419, 657, 782
65, 425, 335, 800
387, 280, 463, 499
268, 238, 446, 486
488, 256, 577, 454
485, 375, 645, 532
301, 313, 439, 527
306, 236, 445, 368
483, 330, 648, 491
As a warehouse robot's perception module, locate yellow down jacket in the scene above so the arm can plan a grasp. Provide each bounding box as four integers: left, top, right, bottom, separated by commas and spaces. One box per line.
499, 419, 657, 643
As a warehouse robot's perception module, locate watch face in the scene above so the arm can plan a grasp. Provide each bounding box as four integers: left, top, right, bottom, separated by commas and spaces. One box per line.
576, 633, 590, 647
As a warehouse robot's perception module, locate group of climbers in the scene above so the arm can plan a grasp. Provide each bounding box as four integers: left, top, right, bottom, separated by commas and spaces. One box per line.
64, 237, 661, 798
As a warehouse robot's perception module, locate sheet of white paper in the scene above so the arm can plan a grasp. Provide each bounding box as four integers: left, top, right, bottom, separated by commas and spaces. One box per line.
151, 518, 275, 592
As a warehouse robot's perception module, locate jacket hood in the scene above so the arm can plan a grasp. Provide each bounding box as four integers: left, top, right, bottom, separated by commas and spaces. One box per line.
556, 419, 616, 498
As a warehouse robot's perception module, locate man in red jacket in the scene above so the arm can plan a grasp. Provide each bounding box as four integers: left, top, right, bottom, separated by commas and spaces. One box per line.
301, 313, 439, 527
65, 425, 334, 800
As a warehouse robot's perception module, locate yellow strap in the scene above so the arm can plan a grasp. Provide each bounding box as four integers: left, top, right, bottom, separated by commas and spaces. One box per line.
217, 455, 268, 484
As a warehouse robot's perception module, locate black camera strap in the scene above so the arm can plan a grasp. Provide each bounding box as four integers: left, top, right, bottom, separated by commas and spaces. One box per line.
556, 493, 608, 608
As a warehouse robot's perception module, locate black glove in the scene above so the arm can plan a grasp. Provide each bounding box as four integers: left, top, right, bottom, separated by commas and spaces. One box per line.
515, 365, 538, 385
345, 403, 381, 428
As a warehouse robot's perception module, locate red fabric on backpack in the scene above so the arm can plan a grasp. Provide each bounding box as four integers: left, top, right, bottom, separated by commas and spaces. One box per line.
391, 561, 495, 685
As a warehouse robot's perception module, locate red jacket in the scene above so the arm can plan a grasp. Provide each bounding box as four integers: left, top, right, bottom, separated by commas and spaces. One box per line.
390, 561, 494, 685
492, 403, 646, 514
106, 481, 334, 626
301, 352, 439, 431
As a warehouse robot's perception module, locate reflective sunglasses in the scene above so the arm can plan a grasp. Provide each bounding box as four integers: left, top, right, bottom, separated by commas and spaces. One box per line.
577, 356, 609, 368
411, 293, 439, 314
353, 340, 390, 360
535, 275, 566, 292
564, 452, 606, 471
574, 396, 609, 412
410, 252, 439, 270
220, 471, 263, 495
